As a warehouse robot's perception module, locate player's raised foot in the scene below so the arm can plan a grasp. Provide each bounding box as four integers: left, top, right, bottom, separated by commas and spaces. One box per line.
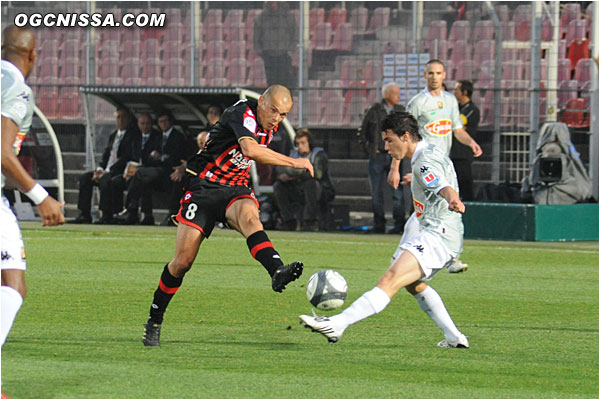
299, 314, 345, 343
437, 334, 469, 348
142, 318, 161, 347
271, 261, 303, 292
447, 258, 468, 273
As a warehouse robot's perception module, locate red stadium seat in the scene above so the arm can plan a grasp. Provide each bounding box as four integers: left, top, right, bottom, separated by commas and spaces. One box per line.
426, 20, 447, 42
557, 58, 572, 82
453, 60, 475, 81
328, 7, 347, 31
473, 40, 495, 65
473, 20, 494, 41
202, 22, 224, 42
574, 58, 594, 89
567, 39, 590, 72
331, 22, 353, 51
58, 86, 83, 119
560, 3, 581, 38
204, 9, 223, 24
322, 95, 345, 126
340, 59, 360, 85
226, 58, 248, 87
226, 41, 247, 62
428, 39, 449, 61
343, 80, 367, 106
560, 97, 589, 128
312, 22, 332, 50
366, 7, 390, 35
501, 21, 515, 41
557, 80, 578, 108
245, 9, 261, 42
349, 6, 368, 35
310, 7, 326, 29
565, 19, 587, 43
513, 4, 532, 28
449, 40, 472, 66
247, 58, 267, 88
61, 57, 82, 84
343, 96, 368, 127
495, 4, 510, 22
321, 79, 343, 101
202, 41, 225, 63
448, 20, 470, 41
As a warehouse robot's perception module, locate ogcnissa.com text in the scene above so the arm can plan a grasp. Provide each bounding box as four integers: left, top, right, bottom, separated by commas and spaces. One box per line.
14, 12, 166, 28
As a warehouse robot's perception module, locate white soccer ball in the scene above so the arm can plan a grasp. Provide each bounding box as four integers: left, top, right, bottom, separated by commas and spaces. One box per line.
306, 269, 348, 310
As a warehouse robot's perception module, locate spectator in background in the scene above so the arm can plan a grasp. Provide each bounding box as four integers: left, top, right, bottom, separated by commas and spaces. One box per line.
118, 111, 186, 225
358, 82, 410, 234
273, 129, 334, 232
111, 113, 162, 219
70, 108, 139, 224
451, 80, 480, 201
253, 1, 297, 88
443, 1, 466, 28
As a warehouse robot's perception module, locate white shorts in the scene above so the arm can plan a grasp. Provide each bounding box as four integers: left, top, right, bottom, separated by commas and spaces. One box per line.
1, 196, 27, 271
392, 213, 457, 281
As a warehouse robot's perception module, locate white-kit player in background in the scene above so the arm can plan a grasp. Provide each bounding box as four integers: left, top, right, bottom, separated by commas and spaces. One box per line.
300, 111, 469, 348
1, 25, 65, 362
389, 59, 482, 273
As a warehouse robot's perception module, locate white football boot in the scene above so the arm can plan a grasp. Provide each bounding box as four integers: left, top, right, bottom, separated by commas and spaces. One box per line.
299, 314, 345, 343
437, 334, 469, 348
447, 258, 468, 273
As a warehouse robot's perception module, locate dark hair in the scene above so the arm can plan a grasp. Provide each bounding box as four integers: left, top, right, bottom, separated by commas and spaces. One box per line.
381, 111, 421, 141
157, 111, 174, 123
295, 128, 313, 149
426, 59, 446, 71
457, 80, 473, 98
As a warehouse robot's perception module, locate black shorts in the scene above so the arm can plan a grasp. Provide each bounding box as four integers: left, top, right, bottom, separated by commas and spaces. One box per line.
175, 177, 259, 238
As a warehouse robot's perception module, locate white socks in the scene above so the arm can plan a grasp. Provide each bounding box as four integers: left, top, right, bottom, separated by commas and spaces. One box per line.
333, 286, 391, 328
1, 286, 24, 346
414, 286, 462, 341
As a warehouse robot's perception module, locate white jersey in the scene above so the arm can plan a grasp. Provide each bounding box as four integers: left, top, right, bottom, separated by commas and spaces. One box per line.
1, 60, 35, 189
406, 89, 462, 156
410, 140, 463, 254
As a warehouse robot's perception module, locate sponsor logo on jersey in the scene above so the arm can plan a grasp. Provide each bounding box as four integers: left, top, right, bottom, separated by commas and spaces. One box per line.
243, 116, 257, 134
413, 198, 424, 218
1, 251, 11, 261
183, 191, 193, 203
420, 166, 429, 173
424, 119, 452, 135
414, 244, 425, 253
228, 148, 253, 170
423, 172, 439, 187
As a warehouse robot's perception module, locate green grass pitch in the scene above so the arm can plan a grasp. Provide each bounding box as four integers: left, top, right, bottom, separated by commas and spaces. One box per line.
1, 223, 598, 398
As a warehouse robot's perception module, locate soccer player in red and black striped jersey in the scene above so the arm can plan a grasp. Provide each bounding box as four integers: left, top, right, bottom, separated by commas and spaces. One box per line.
142, 85, 313, 346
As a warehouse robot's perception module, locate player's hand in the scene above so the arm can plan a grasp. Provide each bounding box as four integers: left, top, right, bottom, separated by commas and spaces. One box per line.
37, 196, 65, 226
471, 141, 483, 157
448, 198, 465, 214
170, 160, 187, 182
294, 158, 314, 177
401, 172, 412, 186
387, 168, 400, 189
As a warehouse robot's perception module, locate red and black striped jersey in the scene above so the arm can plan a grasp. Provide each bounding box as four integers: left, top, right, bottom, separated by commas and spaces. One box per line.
186, 98, 277, 187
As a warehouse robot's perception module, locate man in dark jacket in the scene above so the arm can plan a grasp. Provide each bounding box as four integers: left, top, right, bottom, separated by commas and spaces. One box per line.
253, 1, 297, 87
358, 82, 409, 233
119, 111, 186, 225
450, 80, 480, 201
273, 129, 334, 232
70, 107, 139, 224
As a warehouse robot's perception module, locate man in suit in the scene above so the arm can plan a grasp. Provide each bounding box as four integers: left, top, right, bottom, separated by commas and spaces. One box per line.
119, 111, 186, 225
110, 113, 162, 218
70, 107, 139, 224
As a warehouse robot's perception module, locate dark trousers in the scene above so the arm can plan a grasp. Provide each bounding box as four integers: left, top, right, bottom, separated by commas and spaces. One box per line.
452, 158, 474, 201
262, 52, 295, 88
77, 170, 122, 218
273, 178, 321, 223
368, 153, 410, 229
125, 166, 169, 216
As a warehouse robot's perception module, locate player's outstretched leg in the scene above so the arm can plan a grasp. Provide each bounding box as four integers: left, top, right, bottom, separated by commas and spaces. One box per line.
300, 286, 390, 343
411, 284, 469, 348
142, 263, 184, 346
246, 230, 303, 292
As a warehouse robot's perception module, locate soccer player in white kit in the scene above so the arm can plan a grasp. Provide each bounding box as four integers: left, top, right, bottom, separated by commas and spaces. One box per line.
1, 25, 65, 379
300, 111, 469, 348
389, 59, 482, 273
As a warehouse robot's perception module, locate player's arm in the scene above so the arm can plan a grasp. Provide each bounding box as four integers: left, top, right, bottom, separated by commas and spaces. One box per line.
453, 127, 482, 157
438, 186, 465, 214
239, 137, 314, 177
1, 116, 65, 226
387, 158, 401, 189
